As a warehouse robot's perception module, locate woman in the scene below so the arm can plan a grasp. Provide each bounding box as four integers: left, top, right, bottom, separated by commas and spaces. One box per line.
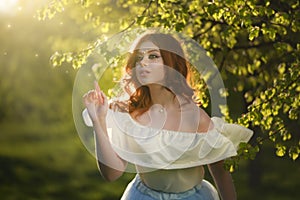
83, 32, 253, 199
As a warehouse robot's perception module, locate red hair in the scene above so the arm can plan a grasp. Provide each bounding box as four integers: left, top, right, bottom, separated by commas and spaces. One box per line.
121, 33, 194, 117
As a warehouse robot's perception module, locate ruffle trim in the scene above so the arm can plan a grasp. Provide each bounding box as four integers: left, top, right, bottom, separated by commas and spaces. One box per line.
105, 109, 253, 170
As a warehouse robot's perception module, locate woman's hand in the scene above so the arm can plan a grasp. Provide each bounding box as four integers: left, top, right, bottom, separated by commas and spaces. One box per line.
83, 81, 127, 181
83, 81, 108, 123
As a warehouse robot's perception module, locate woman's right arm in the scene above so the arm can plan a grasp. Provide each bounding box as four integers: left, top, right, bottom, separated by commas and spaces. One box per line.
83, 82, 127, 181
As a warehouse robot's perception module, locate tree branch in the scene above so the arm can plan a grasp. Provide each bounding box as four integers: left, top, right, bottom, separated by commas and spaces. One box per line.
118, 0, 154, 34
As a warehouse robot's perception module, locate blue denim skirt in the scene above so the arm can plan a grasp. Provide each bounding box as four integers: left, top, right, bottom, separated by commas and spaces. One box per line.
120, 175, 220, 200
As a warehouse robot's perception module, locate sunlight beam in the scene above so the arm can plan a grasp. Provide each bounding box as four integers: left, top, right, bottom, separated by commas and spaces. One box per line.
0, 0, 19, 13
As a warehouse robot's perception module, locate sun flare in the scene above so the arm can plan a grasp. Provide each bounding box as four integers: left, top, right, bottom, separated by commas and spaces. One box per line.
0, 0, 19, 13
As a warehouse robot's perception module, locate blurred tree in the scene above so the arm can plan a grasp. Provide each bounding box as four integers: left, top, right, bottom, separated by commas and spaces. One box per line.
38, 0, 300, 164
0, 1, 76, 124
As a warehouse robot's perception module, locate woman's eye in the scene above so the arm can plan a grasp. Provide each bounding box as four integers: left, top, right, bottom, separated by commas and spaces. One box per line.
136, 55, 143, 61
148, 54, 160, 59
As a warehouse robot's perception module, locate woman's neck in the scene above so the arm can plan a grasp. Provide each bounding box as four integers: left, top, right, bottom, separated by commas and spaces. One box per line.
148, 84, 177, 108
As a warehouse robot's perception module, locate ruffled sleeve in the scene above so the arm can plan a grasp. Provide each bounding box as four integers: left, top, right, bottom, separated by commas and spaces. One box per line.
105, 109, 253, 171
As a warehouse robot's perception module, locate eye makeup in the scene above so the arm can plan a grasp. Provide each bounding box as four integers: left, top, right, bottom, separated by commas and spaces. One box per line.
136, 49, 161, 63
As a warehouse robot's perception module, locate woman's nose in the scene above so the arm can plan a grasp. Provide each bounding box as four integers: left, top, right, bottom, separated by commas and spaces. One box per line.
139, 56, 148, 67
140, 56, 148, 67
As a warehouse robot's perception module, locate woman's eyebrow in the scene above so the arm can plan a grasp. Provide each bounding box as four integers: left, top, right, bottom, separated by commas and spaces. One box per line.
138, 49, 160, 54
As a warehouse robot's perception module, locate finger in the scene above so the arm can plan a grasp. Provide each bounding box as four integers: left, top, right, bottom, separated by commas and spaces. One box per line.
94, 81, 103, 104
94, 81, 101, 96
99, 91, 107, 105
94, 80, 101, 93
83, 94, 92, 105
87, 90, 95, 96
84, 90, 93, 100
87, 90, 95, 100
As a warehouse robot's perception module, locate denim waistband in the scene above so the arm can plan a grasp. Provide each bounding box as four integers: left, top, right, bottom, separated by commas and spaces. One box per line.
133, 174, 203, 200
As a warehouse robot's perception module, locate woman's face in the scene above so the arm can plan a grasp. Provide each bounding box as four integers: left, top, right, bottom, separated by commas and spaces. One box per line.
135, 41, 165, 86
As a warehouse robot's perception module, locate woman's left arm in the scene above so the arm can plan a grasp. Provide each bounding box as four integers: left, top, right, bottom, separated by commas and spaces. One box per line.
197, 107, 237, 199
208, 160, 237, 200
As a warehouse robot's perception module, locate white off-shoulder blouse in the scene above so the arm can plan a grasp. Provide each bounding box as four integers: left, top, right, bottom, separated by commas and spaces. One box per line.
105, 109, 253, 171
83, 109, 253, 192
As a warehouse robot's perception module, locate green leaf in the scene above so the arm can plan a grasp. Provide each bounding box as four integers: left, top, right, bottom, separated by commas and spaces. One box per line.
276, 144, 286, 157
289, 146, 300, 161
288, 108, 299, 120
249, 26, 260, 41
50, 52, 63, 67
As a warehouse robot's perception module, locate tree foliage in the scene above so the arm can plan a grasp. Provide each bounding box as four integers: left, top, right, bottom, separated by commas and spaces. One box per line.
38, 0, 300, 165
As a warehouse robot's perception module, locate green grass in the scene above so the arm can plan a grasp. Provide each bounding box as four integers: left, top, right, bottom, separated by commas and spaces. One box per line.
0, 121, 298, 199
0, 121, 134, 200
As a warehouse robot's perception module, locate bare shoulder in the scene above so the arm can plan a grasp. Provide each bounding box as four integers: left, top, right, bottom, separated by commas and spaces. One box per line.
197, 107, 213, 133
129, 109, 140, 120
129, 108, 148, 125
180, 99, 213, 133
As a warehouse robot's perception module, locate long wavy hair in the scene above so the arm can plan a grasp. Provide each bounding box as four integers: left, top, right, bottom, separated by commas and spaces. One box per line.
121, 33, 195, 117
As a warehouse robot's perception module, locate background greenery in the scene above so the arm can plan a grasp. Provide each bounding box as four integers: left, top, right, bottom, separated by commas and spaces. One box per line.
0, 0, 299, 199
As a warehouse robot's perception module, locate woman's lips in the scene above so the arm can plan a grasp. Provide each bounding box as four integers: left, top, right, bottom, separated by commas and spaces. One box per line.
139, 69, 150, 77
